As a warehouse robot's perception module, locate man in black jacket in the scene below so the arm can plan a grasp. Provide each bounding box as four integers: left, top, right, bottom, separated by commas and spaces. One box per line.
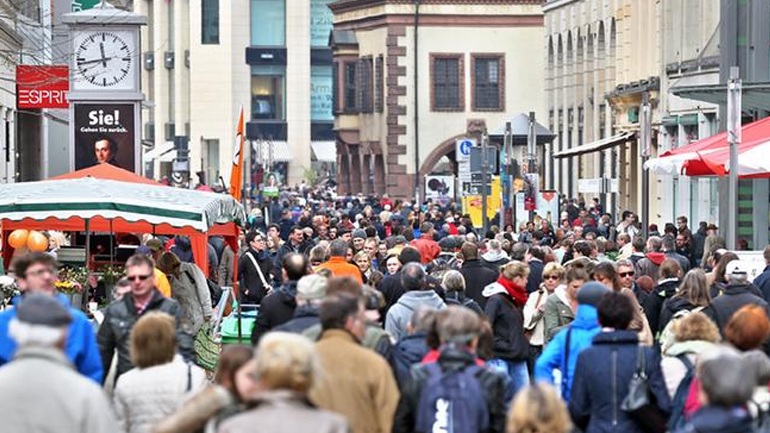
525, 246, 545, 294
642, 258, 681, 333
272, 225, 311, 285
459, 242, 499, 309
251, 253, 308, 344
97, 254, 191, 383
704, 260, 768, 335
237, 230, 274, 305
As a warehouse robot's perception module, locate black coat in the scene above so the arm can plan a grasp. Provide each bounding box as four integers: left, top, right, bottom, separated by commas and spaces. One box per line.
237, 249, 273, 304
526, 259, 544, 294
484, 293, 528, 362
377, 270, 444, 317
444, 291, 484, 316
642, 278, 680, 334
658, 296, 700, 334
272, 304, 320, 335
665, 251, 691, 274
704, 283, 769, 333
460, 260, 499, 309
272, 241, 312, 285
97, 291, 192, 383
674, 405, 754, 433
389, 333, 429, 390
569, 331, 671, 433
392, 347, 507, 433
250, 280, 298, 345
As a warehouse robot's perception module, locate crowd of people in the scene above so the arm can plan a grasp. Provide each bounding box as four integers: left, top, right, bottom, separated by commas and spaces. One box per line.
1, 192, 770, 433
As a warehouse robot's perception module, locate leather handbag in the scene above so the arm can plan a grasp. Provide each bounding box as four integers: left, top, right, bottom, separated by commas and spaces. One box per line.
621, 346, 667, 433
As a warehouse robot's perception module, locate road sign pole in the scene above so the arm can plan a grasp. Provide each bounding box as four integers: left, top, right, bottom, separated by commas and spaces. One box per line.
481, 129, 489, 234
727, 67, 741, 249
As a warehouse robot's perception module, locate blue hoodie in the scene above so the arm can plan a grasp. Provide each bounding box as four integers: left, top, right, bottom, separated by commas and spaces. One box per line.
534, 304, 601, 401
0, 294, 103, 383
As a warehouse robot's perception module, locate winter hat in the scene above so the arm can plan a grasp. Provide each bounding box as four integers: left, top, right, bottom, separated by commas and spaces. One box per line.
17, 293, 72, 327
352, 229, 367, 240
577, 281, 611, 307
296, 274, 328, 301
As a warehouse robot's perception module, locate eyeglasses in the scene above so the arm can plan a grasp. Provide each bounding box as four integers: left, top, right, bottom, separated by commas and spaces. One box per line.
544, 275, 560, 281
619, 272, 635, 277
126, 274, 152, 282
25, 268, 57, 278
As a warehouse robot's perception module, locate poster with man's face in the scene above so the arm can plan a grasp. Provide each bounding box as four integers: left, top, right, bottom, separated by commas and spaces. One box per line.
74, 103, 136, 172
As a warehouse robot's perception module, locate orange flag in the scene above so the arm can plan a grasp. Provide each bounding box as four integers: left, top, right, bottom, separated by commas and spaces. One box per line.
229, 108, 245, 201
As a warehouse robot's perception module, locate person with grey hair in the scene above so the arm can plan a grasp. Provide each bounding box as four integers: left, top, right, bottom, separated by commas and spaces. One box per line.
441, 270, 483, 315
703, 260, 768, 336
385, 263, 446, 341
635, 235, 666, 281
0, 294, 118, 433
482, 239, 510, 272
388, 306, 437, 389
673, 346, 755, 433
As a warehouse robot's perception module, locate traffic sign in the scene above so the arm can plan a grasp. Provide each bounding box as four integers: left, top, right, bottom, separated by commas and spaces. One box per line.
455, 138, 475, 162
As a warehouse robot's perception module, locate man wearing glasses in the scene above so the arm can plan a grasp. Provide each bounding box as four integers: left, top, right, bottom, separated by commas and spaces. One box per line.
0, 253, 103, 383
97, 254, 190, 384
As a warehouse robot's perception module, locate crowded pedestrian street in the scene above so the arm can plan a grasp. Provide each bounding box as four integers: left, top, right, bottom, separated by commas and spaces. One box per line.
3, 0, 770, 433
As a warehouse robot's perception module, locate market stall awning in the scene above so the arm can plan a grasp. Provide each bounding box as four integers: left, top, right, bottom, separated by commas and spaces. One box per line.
682, 137, 770, 178
645, 116, 770, 175
0, 177, 245, 232
671, 82, 770, 112
553, 132, 635, 158
252, 140, 292, 162
143, 141, 174, 161
311, 140, 337, 163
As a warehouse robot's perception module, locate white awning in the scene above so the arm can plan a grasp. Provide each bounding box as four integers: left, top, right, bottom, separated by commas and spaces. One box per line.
143, 141, 174, 160
311, 141, 337, 163
251, 140, 292, 162
158, 149, 177, 162
553, 132, 636, 158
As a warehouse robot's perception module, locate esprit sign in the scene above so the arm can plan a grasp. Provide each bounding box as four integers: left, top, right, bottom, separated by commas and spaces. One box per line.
16, 65, 69, 109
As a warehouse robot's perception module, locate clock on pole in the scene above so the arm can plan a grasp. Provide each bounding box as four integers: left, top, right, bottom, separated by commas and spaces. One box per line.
63, 1, 146, 173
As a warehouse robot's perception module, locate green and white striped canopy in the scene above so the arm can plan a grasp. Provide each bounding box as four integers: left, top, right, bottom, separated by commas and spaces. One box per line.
0, 177, 246, 231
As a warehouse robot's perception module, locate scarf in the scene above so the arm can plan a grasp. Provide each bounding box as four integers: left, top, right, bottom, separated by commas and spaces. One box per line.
496, 276, 528, 306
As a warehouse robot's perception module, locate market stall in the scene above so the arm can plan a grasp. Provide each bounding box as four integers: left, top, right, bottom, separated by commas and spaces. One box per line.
0, 164, 246, 277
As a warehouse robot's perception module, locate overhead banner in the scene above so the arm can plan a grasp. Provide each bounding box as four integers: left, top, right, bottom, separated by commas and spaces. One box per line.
16, 65, 69, 109
73, 103, 136, 172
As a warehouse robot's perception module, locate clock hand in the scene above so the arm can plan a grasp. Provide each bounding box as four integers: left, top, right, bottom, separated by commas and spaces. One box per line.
79, 57, 114, 66
100, 42, 107, 67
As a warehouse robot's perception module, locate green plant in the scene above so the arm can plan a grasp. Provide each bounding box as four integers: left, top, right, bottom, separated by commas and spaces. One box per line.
302, 166, 318, 186
56, 266, 90, 295
97, 264, 124, 285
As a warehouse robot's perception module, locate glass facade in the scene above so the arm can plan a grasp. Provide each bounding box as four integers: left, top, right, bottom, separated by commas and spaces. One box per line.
251, 65, 286, 120
251, 0, 285, 46
311, 66, 333, 121
310, 0, 334, 46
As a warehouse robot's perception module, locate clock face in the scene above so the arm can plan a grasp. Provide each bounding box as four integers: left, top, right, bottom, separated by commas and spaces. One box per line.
73, 30, 137, 91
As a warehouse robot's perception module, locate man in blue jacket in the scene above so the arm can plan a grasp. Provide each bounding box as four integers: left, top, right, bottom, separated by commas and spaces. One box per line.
534, 281, 609, 400
0, 253, 103, 383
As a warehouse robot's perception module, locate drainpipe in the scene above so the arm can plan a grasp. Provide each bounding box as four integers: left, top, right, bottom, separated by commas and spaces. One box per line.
413, 0, 420, 204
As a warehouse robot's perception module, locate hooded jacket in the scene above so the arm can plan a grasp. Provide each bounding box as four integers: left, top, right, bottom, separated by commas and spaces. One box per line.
482, 283, 529, 362
0, 293, 103, 383
635, 251, 667, 281
389, 332, 429, 389
385, 291, 446, 341
481, 250, 510, 273
534, 304, 601, 400
643, 277, 680, 333
170, 236, 194, 263
658, 296, 701, 337
460, 259, 499, 309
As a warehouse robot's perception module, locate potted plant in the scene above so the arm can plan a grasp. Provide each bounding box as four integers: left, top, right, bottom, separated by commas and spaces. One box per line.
96, 264, 124, 303
56, 266, 90, 309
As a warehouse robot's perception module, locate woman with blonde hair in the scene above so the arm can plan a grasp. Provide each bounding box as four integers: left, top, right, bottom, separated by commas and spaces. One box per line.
114, 312, 206, 433
483, 261, 531, 394
660, 312, 720, 399
523, 262, 564, 371
659, 268, 711, 334
217, 332, 348, 433
506, 383, 571, 433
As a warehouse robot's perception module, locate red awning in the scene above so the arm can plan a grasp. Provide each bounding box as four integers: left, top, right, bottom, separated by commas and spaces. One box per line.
683, 137, 770, 178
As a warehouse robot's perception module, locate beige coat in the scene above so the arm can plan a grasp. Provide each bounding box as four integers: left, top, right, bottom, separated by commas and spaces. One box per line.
309, 329, 399, 433
0, 346, 118, 433
218, 390, 348, 433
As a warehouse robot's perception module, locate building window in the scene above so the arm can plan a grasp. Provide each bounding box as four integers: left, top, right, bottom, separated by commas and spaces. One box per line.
310, 0, 334, 46
251, 65, 286, 120
343, 62, 357, 112
202, 0, 220, 44
251, 0, 285, 46
472, 54, 504, 111
358, 57, 373, 113
431, 54, 463, 111
375, 55, 384, 112
311, 66, 333, 121
332, 63, 340, 113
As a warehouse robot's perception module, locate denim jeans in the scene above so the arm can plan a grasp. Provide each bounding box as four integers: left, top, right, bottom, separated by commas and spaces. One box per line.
488, 358, 530, 396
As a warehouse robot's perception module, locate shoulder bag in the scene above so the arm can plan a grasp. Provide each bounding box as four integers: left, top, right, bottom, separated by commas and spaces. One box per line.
621, 345, 667, 433
245, 252, 273, 294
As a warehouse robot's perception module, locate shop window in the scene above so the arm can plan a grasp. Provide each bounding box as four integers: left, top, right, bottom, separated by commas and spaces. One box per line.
251, 66, 285, 120
311, 66, 333, 121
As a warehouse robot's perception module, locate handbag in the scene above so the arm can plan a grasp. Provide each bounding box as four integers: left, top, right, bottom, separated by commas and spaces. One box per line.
193, 321, 220, 371
620, 346, 667, 433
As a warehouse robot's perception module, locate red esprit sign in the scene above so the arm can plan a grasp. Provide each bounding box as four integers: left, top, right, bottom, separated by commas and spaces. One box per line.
16, 65, 69, 109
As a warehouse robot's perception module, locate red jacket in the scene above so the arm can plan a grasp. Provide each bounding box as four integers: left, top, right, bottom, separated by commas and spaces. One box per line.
410, 234, 441, 264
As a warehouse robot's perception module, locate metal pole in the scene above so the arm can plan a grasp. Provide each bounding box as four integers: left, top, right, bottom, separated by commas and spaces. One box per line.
528, 112, 537, 222
413, 0, 421, 205
727, 66, 742, 249
641, 92, 651, 239
481, 129, 489, 234
503, 122, 512, 227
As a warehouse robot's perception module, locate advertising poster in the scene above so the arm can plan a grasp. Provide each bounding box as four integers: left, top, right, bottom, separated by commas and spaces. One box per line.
514, 190, 560, 227
262, 172, 281, 198
74, 103, 136, 172
425, 175, 455, 205
462, 177, 501, 228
